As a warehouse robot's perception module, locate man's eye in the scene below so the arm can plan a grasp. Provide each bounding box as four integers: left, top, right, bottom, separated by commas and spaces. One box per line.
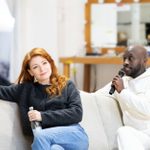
129, 56, 134, 61
123, 57, 126, 61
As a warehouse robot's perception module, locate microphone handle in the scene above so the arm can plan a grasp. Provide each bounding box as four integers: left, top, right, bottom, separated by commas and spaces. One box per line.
109, 85, 115, 95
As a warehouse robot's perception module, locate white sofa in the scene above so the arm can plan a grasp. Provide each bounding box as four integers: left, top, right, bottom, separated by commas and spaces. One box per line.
0, 90, 123, 150
80, 91, 123, 150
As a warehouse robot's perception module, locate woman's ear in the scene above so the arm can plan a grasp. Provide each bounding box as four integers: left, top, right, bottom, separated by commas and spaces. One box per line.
28, 69, 33, 76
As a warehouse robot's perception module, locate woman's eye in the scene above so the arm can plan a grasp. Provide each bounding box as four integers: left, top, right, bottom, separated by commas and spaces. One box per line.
33, 66, 38, 69
43, 61, 48, 65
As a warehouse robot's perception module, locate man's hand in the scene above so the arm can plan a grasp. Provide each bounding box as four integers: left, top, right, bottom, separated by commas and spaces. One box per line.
112, 75, 124, 93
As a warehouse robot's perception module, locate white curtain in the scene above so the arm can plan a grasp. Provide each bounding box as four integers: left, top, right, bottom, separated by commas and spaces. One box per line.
0, 0, 15, 80
7, 0, 26, 82
5, 0, 17, 82
0, 0, 14, 32
6, 0, 15, 17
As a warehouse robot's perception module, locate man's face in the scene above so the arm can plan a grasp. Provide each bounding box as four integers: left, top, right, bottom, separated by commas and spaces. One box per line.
122, 50, 146, 78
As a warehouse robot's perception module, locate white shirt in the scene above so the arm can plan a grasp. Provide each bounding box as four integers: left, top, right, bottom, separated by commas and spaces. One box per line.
96, 68, 150, 133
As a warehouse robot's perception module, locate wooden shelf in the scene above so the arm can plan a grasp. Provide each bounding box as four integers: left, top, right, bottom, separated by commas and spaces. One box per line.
59, 56, 150, 92
59, 56, 123, 65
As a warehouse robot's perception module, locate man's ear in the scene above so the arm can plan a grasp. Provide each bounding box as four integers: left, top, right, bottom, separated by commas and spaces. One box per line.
28, 69, 33, 76
144, 57, 148, 63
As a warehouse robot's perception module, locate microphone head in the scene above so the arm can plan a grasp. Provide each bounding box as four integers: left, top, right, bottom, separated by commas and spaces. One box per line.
118, 69, 125, 77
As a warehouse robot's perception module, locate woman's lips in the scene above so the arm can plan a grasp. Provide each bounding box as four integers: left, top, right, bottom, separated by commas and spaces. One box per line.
40, 72, 47, 76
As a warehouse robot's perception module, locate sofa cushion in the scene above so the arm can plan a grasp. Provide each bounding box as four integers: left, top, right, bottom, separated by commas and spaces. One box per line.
80, 91, 109, 150
0, 100, 32, 150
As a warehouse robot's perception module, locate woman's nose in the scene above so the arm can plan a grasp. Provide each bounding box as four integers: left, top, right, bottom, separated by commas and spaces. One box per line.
39, 66, 44, 72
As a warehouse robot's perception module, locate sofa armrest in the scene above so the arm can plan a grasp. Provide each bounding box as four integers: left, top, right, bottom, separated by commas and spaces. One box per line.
0, 100, 32, 150
95, 93, 123, 150
80, 91, 109, 150
80, 91, 123, 150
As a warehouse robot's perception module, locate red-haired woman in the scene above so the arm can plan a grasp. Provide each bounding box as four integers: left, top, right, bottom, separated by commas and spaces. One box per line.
0, 48, 89, 150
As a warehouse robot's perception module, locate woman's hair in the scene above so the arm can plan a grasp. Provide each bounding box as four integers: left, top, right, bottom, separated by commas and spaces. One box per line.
17, 48, 68, 96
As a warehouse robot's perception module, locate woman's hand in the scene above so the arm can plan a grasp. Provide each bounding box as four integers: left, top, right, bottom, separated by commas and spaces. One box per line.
28, 109, 42, 122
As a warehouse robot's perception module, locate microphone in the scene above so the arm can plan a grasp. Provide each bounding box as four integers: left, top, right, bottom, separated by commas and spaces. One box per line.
109, 69, 125, 95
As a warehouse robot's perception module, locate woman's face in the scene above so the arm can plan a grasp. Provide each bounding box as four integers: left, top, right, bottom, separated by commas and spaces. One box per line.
28, 55, 51, 85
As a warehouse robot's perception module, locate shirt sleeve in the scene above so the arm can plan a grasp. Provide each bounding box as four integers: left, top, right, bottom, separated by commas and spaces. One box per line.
0, 84, 20, 103
117, 88, 150, 117
41, 80, 83, 128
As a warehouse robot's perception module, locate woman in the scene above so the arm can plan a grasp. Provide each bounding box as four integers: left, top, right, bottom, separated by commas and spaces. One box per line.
0, 48, 89, 150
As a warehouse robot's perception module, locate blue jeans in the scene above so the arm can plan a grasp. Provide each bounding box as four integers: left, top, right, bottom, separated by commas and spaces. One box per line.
31, 124, 89, 150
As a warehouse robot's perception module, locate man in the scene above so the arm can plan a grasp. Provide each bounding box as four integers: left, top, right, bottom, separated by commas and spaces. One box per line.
97, 45, 150, 150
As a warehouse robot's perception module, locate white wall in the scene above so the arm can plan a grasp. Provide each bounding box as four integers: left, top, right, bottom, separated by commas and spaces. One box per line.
57, 0, 86, 90
9, 0, 86, 83
10, 0, 59, 81
57, 0, 86, 63
8, 0, 124, 91
25, 0, 58, 56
